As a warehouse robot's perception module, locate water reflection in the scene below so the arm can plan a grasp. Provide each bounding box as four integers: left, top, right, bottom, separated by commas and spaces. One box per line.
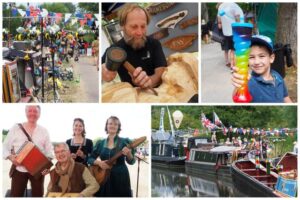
152, 167, 246, 197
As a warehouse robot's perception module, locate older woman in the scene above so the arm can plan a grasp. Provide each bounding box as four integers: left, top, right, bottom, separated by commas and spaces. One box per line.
3, 105, 53, 197
88, 116, 135, 197
66, 118, 93, 166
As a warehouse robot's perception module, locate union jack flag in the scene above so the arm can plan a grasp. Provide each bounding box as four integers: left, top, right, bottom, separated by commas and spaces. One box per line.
213, 111, 223, 127
200, 113, 216, 130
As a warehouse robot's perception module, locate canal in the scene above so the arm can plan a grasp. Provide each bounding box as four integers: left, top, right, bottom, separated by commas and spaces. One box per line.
151, 166, 247, 197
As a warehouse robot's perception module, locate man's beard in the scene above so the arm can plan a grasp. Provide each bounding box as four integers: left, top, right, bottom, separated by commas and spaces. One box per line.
123, 32, 147, 50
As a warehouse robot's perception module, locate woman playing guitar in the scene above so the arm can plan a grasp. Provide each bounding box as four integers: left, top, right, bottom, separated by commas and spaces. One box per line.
88, 116, 135, 197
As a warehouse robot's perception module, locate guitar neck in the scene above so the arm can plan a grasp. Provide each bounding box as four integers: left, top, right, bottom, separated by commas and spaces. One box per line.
105, 136, 146, 166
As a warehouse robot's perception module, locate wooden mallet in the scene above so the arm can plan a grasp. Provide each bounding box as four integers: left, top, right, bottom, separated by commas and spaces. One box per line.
105, 46, 158, 96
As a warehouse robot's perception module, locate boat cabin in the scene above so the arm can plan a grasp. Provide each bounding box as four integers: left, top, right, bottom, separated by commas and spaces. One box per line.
152, 142, 180, 157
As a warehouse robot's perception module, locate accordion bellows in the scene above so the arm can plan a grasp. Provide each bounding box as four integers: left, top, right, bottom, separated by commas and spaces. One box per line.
16, 141, 53, 178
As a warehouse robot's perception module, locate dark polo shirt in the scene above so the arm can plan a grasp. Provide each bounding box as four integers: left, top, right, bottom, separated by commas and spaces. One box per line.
102, 37, 167, 86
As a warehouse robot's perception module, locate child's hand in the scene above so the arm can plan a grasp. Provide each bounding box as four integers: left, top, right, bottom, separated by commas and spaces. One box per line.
231, 66, 251, 88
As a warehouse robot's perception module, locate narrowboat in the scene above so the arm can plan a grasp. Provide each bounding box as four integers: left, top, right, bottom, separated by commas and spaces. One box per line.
152, 107, 186, 167
185, 136, 244, 177
231, 152, 297, 197
152, 142, 186, 167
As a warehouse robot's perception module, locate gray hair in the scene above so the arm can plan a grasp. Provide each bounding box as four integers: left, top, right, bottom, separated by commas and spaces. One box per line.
54, 142, 70, 151
25, 105, 41, 113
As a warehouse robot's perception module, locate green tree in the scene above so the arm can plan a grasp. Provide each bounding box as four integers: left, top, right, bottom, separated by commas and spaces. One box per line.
41, 3, 76, 13
151, 106, 297, 131
78, 3, 99, 14
3, 4, 23, 36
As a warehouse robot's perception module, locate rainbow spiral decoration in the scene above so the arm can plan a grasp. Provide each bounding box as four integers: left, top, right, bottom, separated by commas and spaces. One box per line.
232, 22, 253, 103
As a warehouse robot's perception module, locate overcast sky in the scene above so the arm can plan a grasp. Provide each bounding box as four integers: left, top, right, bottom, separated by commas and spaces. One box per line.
0, 104, 151, 142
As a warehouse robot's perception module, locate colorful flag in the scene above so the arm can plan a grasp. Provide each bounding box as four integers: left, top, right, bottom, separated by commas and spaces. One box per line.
222, 127, 228, 135
12, 8, 18, 16
71, 18, 77, 26
94, 14, 100, 21
85, 13, 92, 20
41, 9, 48, 18
80, 19, 87, 26
76, 12, 84, 19
213, 111, 223, 127
26, 9, 30, 17
56, 13, 62, 24
200, 113, 216, 130
65, 13, 72, 23
18, 9, 26, 17
87, 19, 93, 27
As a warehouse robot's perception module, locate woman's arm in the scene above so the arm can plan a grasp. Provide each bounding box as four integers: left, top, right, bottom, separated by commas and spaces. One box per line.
87, 140, 101, 165
123, 138, 136, 165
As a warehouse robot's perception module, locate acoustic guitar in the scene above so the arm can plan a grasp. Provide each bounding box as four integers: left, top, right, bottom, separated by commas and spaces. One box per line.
89, 136, 146, 185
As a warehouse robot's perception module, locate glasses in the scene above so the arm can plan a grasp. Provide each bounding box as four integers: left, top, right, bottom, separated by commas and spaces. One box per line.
54, 149, 68, 154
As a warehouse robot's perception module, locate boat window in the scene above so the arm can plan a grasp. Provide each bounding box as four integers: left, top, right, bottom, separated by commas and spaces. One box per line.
193, 151, 218, 162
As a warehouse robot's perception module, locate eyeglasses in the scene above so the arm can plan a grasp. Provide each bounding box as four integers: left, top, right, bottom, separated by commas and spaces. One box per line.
54, 149, 68, 154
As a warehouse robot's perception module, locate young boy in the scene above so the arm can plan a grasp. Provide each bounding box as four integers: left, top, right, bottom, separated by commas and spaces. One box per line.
232, 35, 293, 103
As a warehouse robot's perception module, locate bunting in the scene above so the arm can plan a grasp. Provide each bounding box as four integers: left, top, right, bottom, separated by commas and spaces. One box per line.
85, 13, 92, 20
94, 14, 100, 21
12, 8, 18, 16
41, 9, 48, 18
18, 9, 26, 17
80, 19, 87, 26
55, 13, 63, 23
222, 127, 228, 135
213, 111, 223, 127
65, 13, 72, 23
76, 13, 84, 19
10, 8, 99, 30
26, 9, 30, 17
200, 113, 216, 131
200, 113, 295, 137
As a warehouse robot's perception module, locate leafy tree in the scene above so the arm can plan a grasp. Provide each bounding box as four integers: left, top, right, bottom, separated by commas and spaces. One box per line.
41, 3, 76, 13
3, 4, 23, 36
151, 106, 297, 131
78, 3, 99, 13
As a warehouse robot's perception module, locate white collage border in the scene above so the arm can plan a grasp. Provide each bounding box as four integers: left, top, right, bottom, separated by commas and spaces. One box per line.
0, 0, 299, 199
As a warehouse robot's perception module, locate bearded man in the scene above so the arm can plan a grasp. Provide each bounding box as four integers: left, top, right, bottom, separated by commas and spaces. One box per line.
102, 4, 167, 88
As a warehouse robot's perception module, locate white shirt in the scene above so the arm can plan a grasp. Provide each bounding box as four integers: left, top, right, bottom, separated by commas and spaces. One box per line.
3, 123, 54, 173
218, 3, 244, 36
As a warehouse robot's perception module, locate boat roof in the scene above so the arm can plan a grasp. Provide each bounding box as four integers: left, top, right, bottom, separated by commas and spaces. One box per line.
210, 145, 239, 154
152, 130, 173, 141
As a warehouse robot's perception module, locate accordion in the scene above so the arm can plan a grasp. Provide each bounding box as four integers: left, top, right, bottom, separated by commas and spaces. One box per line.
16, 141, 53, 178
